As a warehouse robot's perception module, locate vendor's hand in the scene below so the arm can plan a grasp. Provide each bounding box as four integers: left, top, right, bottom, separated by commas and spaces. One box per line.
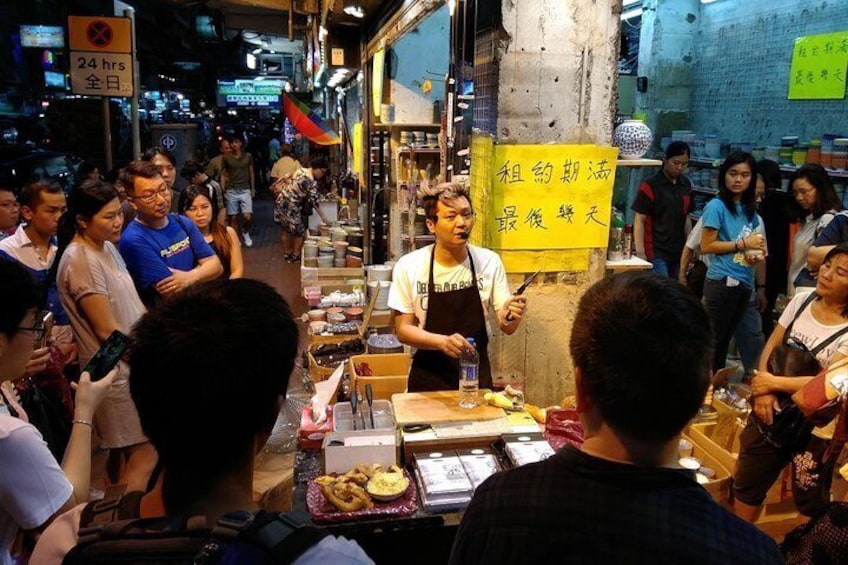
756, 288, 768, 313
750, 369, 777, 397
744, 233, 765, 251
71, 368, 117, 421
503, 296, 527, 323
438, 333, 473, 359
24, 347, 51, 377
753, 393, 778, 425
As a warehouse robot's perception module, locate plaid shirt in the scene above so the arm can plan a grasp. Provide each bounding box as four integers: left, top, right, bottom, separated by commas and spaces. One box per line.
449, 446, 783, 565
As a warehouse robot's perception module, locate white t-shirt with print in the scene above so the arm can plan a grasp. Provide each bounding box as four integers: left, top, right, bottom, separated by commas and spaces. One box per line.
388, 244, 511, 336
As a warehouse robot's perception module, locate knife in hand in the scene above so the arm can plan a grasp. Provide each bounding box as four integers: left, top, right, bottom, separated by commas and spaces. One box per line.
506, 269, 540, 321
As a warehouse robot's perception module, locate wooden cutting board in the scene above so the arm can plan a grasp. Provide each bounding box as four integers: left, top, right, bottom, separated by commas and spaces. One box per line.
392, 390, 506, 426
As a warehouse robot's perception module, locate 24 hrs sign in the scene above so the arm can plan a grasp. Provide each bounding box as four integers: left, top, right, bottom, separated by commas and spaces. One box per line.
68, 15, 134, 97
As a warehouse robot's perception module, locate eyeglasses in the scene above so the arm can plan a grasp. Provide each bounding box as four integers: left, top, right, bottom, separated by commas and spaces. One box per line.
131, 187, 171, 204
17, 315, 52, 344
0, 201, 20, 209
440, 212, 475, 224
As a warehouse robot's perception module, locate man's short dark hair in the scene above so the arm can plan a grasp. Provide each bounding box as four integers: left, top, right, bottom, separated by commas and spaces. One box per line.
180, 159, 204, 180
141, 146, 176, 167
0, 259, 43, 338
569, 272, 713, 442
309, 155, 328, 171
280, 143, 293, 156
129, 279, 299, 512
19, 179, 63, 209
118, 160, 161, 196
665, 141, 690, 160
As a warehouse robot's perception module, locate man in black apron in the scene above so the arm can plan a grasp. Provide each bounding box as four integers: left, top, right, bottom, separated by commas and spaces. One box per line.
388, 183, 527, 392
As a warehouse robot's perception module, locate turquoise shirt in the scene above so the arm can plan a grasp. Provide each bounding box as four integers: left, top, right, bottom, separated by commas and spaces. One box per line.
701, 198, 760, 287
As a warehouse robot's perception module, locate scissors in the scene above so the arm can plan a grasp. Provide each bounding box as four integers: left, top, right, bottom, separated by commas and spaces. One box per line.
506, 269, 540, 321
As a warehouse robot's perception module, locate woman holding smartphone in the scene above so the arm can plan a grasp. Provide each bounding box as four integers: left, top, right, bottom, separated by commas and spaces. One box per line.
53, 179, 157, 492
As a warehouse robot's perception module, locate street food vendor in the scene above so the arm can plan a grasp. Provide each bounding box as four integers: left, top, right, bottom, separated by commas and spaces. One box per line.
388, 182, 527, 392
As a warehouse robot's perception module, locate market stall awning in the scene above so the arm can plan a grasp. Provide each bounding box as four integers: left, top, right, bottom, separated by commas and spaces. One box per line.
283, 93, 341, 146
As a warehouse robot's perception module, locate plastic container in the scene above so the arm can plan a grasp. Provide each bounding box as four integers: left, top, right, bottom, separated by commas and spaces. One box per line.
459, 337, 480, 408
833, 139, 848, 170
806, 140, 821, 165
792, 144, 808, 167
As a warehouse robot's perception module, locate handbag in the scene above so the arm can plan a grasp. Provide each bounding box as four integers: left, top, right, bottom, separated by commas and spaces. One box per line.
15, 373, 73, 461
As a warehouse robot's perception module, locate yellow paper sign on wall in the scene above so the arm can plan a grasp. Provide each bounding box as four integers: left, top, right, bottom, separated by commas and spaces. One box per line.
488, 144, 618, 251
788, 31, 848, 100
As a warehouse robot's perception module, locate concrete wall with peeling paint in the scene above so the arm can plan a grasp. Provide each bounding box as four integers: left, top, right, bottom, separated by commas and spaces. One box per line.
484, 0, 620, 407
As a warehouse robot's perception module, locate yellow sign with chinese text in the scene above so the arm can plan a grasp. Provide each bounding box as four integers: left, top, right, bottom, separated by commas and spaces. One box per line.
788, 31, 848, 100
488, 144, 618, 251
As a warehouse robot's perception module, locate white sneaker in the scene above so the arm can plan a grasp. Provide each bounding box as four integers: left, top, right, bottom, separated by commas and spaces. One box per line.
243, 233, 253, 247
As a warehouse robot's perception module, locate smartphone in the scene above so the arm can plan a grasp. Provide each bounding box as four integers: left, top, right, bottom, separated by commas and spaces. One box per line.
83, 330, 131, 382
37, 311, 54, 349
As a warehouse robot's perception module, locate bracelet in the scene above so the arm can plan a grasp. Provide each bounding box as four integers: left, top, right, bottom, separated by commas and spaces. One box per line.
72, 419, 93, 429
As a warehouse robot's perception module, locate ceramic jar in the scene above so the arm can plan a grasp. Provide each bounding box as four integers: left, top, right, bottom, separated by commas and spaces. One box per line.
614, 119, 653, 160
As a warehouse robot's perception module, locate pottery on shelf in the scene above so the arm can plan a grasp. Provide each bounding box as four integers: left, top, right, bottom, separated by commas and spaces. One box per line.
614, 119, 654, 160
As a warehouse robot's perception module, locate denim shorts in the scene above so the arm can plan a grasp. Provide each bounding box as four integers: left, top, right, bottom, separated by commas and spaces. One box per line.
225, 189, 252, 216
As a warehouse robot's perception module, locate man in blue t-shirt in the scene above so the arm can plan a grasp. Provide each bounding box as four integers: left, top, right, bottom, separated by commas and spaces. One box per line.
118, 161, 222, 305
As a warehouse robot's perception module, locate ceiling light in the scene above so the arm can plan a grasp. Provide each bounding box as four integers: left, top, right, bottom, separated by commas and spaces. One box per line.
343, 0, 365, 18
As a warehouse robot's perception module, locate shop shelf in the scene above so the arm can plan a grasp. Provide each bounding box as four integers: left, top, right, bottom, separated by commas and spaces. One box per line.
690, 156, 848, 178
616, 158, 662, 167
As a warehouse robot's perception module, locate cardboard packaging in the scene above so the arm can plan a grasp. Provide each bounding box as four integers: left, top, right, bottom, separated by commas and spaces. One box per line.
322, 429, 399, 474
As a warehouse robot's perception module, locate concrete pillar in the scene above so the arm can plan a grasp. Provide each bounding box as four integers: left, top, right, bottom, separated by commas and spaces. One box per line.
479, 0, 621, 407
636, 0, 700, 146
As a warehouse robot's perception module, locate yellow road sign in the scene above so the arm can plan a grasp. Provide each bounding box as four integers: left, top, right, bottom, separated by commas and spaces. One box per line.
68, 16, 131, 53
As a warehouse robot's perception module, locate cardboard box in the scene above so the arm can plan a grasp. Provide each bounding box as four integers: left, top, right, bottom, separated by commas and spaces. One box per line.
349, 353, 411, 400
687, 416, 745, 473
322, 429, 399, 474
682, 433, 733, 503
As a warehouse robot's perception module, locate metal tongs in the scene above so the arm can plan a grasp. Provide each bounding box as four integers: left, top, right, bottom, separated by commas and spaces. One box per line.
506, 269, 540, 321
350, 389, 359, 431
365, 383, 375, 429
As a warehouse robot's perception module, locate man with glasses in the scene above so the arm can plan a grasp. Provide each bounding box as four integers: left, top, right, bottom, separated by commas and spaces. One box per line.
633, 141, 694, 278
388, 182, 526, 392
118, 160, 222, 306
0, 186, 19, 240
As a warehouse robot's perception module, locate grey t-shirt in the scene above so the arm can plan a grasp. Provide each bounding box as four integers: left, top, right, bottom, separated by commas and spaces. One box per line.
222, 152, 253, 190
57, 241, 146, 367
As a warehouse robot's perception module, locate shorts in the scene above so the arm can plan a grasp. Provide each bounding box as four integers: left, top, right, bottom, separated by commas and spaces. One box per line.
93, 361, 148, 449
225, 188, 253, 216
733, 418, 834, 516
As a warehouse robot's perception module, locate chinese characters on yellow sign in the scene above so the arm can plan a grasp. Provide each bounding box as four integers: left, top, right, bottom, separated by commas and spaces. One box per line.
489, 144, 618, 252
788, 31, 848, 100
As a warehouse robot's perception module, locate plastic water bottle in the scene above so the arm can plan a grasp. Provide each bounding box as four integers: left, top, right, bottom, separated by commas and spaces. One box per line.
459, 337, 479, 408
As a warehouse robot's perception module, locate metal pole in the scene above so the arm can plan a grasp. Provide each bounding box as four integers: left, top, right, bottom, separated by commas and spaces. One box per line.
124, 6, 141, 159
103, 97, 113, 171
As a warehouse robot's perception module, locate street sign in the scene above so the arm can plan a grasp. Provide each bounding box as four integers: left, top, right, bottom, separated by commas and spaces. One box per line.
68, 16, 131, 53
69, 52, 134, 96
68, 15, 134, 97
159, 134, 177, 151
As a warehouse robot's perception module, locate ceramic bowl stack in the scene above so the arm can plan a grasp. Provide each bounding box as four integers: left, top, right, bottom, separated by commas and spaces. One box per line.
346, 245, 363, 268
303, 241, 319, 267
368, 280, 392, 310
367, 333, 404, 354
367, 264, 393, 284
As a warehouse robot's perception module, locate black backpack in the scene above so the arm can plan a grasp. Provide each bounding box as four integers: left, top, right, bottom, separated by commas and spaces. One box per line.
62, 493, 329, 564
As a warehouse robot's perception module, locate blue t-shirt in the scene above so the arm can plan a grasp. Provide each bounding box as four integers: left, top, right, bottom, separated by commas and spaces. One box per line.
813, 212, 848, 247
119, 214, 214, 296
700, 198, 760, 287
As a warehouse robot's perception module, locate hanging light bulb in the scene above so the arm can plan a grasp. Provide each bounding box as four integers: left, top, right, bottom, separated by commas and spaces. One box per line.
343, 0, 365, 18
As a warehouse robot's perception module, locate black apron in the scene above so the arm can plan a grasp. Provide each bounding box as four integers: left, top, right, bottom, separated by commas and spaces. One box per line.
408, 246, 492, 392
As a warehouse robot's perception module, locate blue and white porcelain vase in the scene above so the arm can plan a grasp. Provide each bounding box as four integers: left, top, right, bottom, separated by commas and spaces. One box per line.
614, 119, 653, 160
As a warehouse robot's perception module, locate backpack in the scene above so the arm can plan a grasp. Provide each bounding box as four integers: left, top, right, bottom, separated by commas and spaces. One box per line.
62, 493, 329, 564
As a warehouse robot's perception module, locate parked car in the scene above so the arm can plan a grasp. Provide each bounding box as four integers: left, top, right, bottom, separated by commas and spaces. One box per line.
0, 145, 82, 195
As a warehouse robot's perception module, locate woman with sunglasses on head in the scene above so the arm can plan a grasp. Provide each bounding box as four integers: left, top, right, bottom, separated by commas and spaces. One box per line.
733, 244, 848, 522
700, 152, 766, 375
178, 186, 243, 279
786, 164, 842, 295
0, 259, 114, 564
53, 179, 157, 494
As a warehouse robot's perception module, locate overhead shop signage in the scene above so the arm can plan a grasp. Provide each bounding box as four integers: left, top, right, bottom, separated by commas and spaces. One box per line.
788, 30, 848, 100
68, 15, 134, 97
488, 144, 619, 252
216, 79, 285, 108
